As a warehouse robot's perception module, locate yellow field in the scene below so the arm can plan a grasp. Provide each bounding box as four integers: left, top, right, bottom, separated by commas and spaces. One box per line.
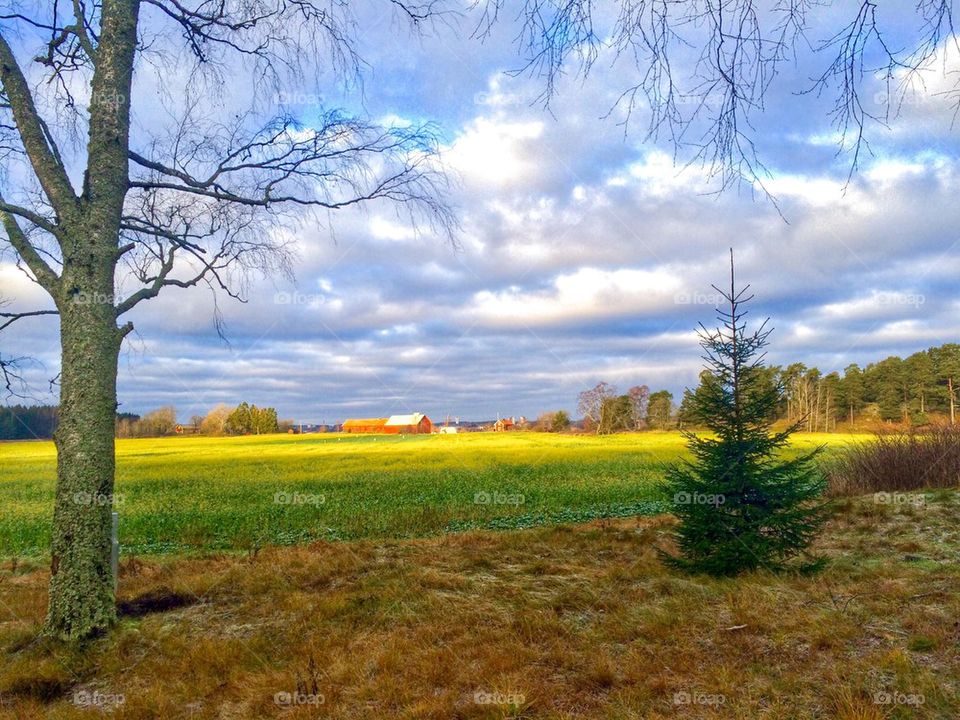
0, 431, 864, 558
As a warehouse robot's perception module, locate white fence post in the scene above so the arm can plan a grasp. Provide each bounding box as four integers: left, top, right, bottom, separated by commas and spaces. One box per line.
111, 511, 119, 593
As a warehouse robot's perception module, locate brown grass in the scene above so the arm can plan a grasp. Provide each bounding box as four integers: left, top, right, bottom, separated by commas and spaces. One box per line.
825, 425, 960, 495
1, 493, 959, 719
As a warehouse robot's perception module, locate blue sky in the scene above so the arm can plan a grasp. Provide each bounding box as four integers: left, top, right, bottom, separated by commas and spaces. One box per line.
4, 2, 960, 423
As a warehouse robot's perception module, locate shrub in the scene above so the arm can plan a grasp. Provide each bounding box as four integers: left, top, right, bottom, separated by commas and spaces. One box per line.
824, 425, 960, 495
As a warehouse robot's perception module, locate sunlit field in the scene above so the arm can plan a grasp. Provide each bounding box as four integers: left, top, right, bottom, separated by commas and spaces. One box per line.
0, 431, 863, 558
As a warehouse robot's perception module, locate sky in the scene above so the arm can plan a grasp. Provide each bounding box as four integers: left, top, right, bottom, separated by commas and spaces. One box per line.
3, 2, 960, 423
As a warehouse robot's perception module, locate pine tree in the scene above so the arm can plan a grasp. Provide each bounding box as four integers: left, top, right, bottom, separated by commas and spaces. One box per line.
663, 252, 828, 575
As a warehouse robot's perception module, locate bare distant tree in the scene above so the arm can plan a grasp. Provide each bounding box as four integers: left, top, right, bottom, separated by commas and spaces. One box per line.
627, 384, 650, 430
578, 381, 617, 432
199, 403, 234, 436
535, 411, 555, 432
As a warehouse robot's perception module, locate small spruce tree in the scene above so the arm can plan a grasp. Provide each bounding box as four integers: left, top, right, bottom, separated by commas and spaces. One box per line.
663, 252, 828, 575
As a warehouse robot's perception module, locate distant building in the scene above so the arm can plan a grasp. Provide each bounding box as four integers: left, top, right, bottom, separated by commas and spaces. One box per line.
493, 417, 515, 432
384, 413, 433, 434
342, 418, 388, 433
437, 426, 458, 434
341, 413, 433, 434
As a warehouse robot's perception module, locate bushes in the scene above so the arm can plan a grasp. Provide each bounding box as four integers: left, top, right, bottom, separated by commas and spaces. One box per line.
825, 425, 960, 495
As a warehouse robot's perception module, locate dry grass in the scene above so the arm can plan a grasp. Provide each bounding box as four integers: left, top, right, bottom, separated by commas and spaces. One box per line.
1, 493, 959, 719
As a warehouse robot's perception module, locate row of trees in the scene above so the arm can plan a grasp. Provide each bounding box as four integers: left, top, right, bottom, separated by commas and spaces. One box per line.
0, 405, 144, 440
678, 343, 960, 429
116, 407, 174, 438
576, 342, 960, 435
577, 383, 676, 434
115, 403, 283, 437
0, 403, 285, 439
0, 404, 60, 440
223, 403, 280, 435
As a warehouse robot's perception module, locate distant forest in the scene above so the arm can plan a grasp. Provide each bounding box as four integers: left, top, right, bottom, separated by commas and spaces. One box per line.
2, 343, 958, 440
678, 342, 960, 430
0, 406, 140, 441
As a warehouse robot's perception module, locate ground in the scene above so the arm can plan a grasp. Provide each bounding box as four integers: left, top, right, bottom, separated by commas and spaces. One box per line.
1, 489, 958, 718
0, 432, 857, 557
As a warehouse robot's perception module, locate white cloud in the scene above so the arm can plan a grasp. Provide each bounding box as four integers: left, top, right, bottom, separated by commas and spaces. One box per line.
448, 117, 545, 187
466, 266, 683, 327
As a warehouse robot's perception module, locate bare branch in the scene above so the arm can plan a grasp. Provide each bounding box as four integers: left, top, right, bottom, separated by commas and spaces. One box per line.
0, 197, 62, 293
0, 33, 78, 216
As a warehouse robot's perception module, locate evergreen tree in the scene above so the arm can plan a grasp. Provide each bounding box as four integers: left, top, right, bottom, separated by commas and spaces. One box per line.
647, 390, 674, 429
226, 402, 253, 435
838, 364, 865, 425
663, 253, 828, 576
552, 410, 571, 431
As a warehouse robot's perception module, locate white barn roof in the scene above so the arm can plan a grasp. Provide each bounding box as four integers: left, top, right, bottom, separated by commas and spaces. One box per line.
385, 413, 426, 426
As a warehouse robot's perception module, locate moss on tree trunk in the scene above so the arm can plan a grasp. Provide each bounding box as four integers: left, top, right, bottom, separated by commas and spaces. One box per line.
45, 278, 123, 639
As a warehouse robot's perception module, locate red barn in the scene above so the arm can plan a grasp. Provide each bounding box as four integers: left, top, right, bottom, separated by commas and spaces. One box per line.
383, 413, 433, 434
342, 417, 388, 433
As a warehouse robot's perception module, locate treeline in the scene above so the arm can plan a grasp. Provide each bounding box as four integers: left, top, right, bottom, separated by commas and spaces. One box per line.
0, 405, 59, 440
119, 402, 286, 437
0, 402, 288, 439
678, 342, 960, 430
577, 343, 960, 433
0, 405, 140, 440
576, 383, 676, 433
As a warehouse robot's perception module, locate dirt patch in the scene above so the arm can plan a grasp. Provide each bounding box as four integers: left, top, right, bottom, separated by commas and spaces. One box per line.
117, 588, 197, 617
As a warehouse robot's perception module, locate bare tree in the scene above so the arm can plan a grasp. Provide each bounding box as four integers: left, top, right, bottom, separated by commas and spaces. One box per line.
577, 381, 617, 432
0, 0, 454, 640
627, 384, 650, 430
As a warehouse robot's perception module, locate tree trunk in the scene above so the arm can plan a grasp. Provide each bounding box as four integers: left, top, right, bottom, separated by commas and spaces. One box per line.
45, 269, 123, 639
949, 377, 956, 426
43, 0, 139, 639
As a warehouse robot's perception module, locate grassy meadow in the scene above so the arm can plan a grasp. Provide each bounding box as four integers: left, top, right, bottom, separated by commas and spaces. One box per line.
0, 431, 861, 559
2, 492, 958, 718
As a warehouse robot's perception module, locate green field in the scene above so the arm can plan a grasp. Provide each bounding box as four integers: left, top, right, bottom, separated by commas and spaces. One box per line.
0, 431, 862, 558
